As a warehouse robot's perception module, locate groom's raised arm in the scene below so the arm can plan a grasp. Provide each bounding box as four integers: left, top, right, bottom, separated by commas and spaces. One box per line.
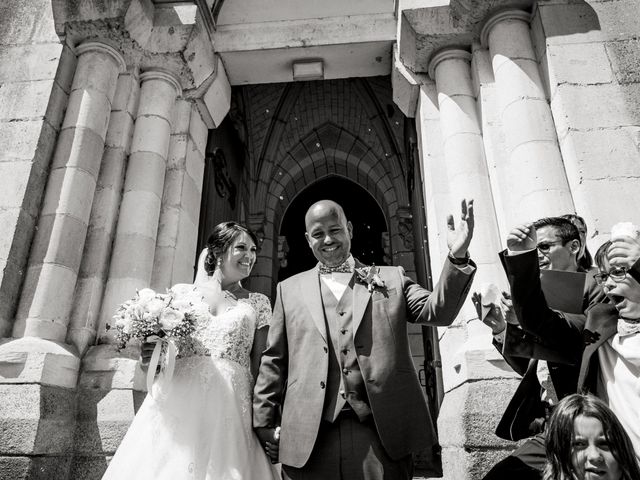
405, 198, 476, 326
404, 257, 476, 326
253, 282, 288, 428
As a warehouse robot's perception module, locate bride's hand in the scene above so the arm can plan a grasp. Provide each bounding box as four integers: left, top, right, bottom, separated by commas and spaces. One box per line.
255, 427, 280, 463
139, 341, 160, 373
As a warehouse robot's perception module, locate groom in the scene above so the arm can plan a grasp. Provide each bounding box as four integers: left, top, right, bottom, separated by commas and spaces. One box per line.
253, 199, 476, 479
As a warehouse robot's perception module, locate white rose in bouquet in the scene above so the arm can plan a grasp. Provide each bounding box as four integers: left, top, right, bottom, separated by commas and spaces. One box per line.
137, 288, 156, 306
159, 308, 185, 331
146, 297, 166, 317
115, 314, 134, 334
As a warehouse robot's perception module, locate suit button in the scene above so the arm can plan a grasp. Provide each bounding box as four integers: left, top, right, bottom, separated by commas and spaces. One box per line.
340, 328, 347, 334
342, 368, 350, 374
323, 346, 328, 353
342, 349, 348, 355
320, 381, 326, 389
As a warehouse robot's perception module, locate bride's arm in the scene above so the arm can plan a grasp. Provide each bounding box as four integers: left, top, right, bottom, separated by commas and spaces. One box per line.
250, 326, 269, 382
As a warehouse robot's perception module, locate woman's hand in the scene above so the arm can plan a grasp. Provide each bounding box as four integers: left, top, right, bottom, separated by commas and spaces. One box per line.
255, 427, 280, 463
500, 291, 518, 326
472, 291, 518, 336
139, 340, 160, 373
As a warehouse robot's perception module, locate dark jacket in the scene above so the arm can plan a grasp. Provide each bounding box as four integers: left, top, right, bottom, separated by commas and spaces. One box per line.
493, 250, 606, 441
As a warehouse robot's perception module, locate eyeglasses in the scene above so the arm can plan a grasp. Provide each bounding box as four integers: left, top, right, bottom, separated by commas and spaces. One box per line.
594, 266, 628, 285
536, 240, 564, 253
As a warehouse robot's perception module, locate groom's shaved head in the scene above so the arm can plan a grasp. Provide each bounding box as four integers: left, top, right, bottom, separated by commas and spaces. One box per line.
304, 200, 353, 266
304, 200, 346, 231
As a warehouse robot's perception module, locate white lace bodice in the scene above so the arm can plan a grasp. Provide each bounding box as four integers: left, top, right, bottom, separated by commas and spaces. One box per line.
104, 286, 280, 480
172, 286, 272, 370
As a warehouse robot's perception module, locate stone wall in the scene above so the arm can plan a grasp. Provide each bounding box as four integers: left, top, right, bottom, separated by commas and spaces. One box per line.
533, 0, 640, 249
0, 3, 77, 477
0, 0, 75, 339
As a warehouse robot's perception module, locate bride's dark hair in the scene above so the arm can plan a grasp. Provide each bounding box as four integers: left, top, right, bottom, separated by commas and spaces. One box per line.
204, 222, 258, 276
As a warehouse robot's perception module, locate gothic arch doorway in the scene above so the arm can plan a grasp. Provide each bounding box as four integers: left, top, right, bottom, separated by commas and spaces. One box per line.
277, 176, 388, 282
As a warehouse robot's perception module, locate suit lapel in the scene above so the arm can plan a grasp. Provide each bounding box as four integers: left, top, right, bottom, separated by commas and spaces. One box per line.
301, 267, 328, 344
352, 259, 372, 334
579, 304, 618, 388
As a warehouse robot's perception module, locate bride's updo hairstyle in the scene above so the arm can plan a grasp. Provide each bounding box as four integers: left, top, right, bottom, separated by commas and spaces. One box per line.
204, 222, 258, 276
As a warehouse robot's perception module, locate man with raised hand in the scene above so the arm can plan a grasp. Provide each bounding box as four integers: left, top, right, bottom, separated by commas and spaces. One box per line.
253, 199, 476, 480
482, 217, 605, 480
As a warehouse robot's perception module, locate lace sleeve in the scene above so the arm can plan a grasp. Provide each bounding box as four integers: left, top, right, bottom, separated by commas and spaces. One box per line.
248, 293, 272, 329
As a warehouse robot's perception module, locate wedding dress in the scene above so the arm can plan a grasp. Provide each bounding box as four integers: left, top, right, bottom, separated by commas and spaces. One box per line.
102, 286, 280, 480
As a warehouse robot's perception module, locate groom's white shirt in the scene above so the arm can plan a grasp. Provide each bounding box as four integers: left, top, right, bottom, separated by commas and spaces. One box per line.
319, 255, 355, 300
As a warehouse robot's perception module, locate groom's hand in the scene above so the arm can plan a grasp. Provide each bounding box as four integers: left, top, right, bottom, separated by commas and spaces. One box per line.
447, 198, 474, 259
255, 427, 279, 463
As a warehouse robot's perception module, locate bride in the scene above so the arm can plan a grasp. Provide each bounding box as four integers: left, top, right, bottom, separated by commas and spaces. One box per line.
102, 221, 280, 480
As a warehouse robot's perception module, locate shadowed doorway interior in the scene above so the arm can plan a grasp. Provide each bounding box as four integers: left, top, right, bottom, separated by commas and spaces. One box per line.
277, 176, 388, 282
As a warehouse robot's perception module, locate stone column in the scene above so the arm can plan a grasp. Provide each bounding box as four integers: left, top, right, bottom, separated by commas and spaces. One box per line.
12, 41, 125, 341
428, 48, 519, 479
98, 70, 182, 336
428, 48, 504, 285
66, 70, 140, 356
480, 10, 574, 226
151, 99, 207, 291
0, 40, 125, 480
415, 81, 450, 267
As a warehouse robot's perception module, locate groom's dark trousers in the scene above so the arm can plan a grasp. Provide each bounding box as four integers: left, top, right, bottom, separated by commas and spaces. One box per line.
281, 410, 412, 480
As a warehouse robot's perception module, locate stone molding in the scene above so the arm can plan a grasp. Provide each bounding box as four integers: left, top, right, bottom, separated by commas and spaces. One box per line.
428, 48, 472, 81
53, 0, 216, 92
480, 9, 532, 48
139, 69, 183, 98
0, 337, 80, 389
75, 40, 126, 73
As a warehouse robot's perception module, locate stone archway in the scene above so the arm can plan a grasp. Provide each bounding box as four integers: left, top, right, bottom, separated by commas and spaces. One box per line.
236, 78, 417, 297
248, 120, 407, 297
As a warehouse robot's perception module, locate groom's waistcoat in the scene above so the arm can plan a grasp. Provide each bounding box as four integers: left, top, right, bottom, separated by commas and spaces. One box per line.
320, 277, 371, 422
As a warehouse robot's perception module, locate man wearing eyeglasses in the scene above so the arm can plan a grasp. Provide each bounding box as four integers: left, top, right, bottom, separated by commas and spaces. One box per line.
482, 217, 606, 480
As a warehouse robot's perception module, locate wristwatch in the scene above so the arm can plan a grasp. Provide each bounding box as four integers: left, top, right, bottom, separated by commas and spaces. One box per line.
448, 251, 470, 265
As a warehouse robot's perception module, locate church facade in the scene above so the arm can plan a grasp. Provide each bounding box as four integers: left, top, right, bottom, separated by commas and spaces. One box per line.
1, 0, 639, 478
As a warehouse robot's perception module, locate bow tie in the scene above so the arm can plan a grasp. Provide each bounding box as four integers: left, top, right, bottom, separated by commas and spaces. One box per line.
318, 261, 353, 275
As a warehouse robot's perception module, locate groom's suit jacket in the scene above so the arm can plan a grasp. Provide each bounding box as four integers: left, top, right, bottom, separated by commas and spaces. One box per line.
253, 258, 475, 468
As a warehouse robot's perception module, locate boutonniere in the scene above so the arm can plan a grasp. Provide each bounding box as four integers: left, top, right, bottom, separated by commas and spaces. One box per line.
354, 264, 386, 293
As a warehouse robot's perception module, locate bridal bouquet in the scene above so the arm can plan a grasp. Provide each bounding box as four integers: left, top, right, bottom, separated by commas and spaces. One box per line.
109, 287, 209, 350
108, 287, 210, 395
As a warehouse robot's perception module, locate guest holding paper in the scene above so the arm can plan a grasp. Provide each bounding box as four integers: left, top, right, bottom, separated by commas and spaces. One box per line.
481, 217, 606, 480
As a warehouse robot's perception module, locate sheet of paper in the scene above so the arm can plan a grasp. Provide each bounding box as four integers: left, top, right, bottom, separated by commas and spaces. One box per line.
540, 269, 586, 314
